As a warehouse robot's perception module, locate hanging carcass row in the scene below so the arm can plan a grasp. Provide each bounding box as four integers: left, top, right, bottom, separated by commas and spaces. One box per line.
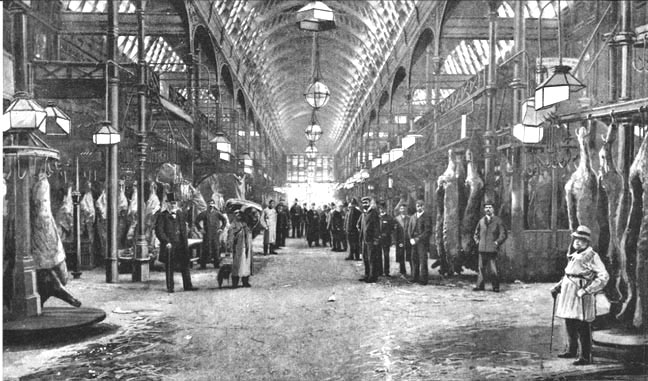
436, 149, 467, 276
618, 116, 648, 329
459, 149, 484, 273
31, 173, 81, 307
565, 121, 600, 250
597, 120, 627, 304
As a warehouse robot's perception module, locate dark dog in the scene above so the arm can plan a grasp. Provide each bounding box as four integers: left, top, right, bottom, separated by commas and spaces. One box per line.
217, 264, 233, 288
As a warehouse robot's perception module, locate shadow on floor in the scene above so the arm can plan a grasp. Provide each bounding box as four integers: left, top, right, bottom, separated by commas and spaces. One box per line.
3, 322, 120, 350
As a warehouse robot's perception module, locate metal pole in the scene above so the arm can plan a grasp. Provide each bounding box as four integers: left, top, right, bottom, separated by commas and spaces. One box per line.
133, 0, 149, 282
483, 2, 498, 202
71, 156, 82, 278
550, 295, 557, 352
106, 0, 120, 283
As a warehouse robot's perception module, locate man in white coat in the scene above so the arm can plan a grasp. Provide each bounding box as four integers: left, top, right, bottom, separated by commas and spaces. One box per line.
551, 225, 609, 366
263, 199, 278, 255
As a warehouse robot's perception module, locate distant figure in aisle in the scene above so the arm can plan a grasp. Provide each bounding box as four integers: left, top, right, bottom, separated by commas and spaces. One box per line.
329, 202, 345, 252
227, 209, 254, 288
155, 193, 197, 293
472, 201, 507, 292
394, 204, 411, 275
319, 204, 330, 247
290, 199, 303, 238
195, 199, 228, 269
263, 200, 278, 255
344, 198, 362, 261
378, 201, 396, 277
306, 203, 320, 247
358, 196, 381, 283
276, 202, 290, 248
407, 199, 433, 285
340, 202, 349, 251
551, 225, 608, 365
300, 202, 308, 238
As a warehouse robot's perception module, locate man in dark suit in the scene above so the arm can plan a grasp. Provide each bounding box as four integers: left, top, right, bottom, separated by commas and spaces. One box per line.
329, 202, 345, 251
344, 198, 362, 261
394, 204, 411, 275
155, 194, 198, 293
473, 201, 508, 292
358, 196, 381, 283
407, 199, 433, 285
289, 199, 303, 238
378, 201, 396, 277
276, 203, 290, 248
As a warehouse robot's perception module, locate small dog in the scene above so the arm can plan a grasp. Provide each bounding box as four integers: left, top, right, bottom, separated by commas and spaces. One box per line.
217, 264, 233, 288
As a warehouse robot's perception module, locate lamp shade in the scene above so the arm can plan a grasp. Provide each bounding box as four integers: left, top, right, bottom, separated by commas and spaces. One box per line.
240, 152, 253, 167
210, 130, 232, 153
360, 168, 370, 179
388, 176, 393, 189
402, 135, 417, 150
305, 143, 318, 160
296, 1, 336, 32
305, 122, 322, 142
371, 157, 382, 168
512, 123, 544, 144
92, 121, 121, 145
389, 148, 403, 162
2, 91, 47, 132
535, 65, 585, 110
42, 101, 71, 135
219, 152, 231, 162
304, 81, 330, 108
381, 152, 391, 164
521, 98, 555, 127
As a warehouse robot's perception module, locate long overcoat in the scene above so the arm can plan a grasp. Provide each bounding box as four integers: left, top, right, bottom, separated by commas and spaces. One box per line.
262, 207, 277, 244
554, 246, 609, 322
227, 219, 252, 277
155, 209, 190, 269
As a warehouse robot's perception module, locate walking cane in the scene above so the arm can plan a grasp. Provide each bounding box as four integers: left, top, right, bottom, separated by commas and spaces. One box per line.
550, 294, 557, 353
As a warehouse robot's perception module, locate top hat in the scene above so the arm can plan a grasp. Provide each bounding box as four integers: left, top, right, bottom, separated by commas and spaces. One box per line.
484, 200, 495, 207
571, 225, 592, 241
166, 193, 177, 202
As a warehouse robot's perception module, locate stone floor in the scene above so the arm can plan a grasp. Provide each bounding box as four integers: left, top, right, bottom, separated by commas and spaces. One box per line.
3, 236, 647, 380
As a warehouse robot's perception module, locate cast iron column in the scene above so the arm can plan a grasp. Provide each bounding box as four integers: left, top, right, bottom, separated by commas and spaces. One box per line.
133, 0, 149, 282
615, 0, 635, 179
483, 2, 499, 202
106, 0, 120, 283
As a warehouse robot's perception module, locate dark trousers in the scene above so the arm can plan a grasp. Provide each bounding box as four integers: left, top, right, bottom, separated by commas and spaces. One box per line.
362, 242, 381, 281
291, 218, 301, 238
396, 243, 411, 274
379, 244, 391, 276
564, 319, 592, 361
299, 221, 305, 237
200, 237, 220, 268
476, 251, 499, 290
411, 243, 429, 283
347, 233, 360, 259
341, 233, 348, 250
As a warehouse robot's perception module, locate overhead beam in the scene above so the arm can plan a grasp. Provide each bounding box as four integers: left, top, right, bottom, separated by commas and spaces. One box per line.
442, 17, 558, 40
60, 12, 185, 36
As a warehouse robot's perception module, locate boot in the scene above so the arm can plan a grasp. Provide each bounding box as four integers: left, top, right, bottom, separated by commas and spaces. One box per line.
242, 276, 251, 288
270, 244, 278, 254
231, 276, 239, 289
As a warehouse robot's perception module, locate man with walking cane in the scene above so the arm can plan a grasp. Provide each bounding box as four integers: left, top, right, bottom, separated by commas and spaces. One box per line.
550, 225, 608, 365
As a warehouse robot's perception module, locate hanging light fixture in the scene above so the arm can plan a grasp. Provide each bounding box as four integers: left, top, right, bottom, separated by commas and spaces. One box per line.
304, 33, 330, 109
305, 109, 323, 142
43, 101, 71, 135
381, 151, 391, 164
389, 147, 404, 162
305, 142, 318, 160
534, 0, 585, 110
92, 120, 121, 146
296, 1, 336, 32
210, 128, 232, 154
2, 91, 47, 132
512, 97, 554, 144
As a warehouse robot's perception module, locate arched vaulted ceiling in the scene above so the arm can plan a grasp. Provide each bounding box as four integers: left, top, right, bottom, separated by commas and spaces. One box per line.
211, 0, 417, 154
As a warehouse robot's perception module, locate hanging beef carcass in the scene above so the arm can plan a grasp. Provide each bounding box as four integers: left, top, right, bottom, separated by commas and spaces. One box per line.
144, 181, 161, 253
31, 173, 81, 307
598, 121, 627, 304
565, 122, 599, 249
116, 180, 129, 249
55, 185, 73, 242
437, 149, 466, 275
126, 182, 138, 244
459, 149, 483, 272
79, 181, 95, 244
618, 121, 648, 328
